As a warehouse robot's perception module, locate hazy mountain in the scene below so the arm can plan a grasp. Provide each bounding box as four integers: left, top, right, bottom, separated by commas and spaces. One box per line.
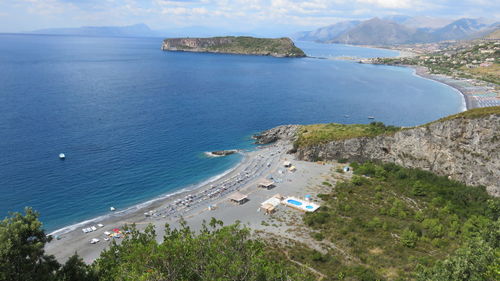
431, 18, 496, 41
328, 18, 420, 45
483, 28, 500, 40
31, 23, 162, 37
295, 16, 497, 45
383, 15, 453, 29
292, 20, 361, 42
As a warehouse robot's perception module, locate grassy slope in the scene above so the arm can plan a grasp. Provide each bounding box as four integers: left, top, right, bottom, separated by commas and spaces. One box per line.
295, 106, 500, 148
464, 63, 500, 85
206, 36, 305, 56
295, 122, 400, 148
288, 162, 498, 280
429, 105, 500, 123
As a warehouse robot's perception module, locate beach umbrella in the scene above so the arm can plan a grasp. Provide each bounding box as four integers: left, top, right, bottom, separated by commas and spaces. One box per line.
113, 228, 120, 233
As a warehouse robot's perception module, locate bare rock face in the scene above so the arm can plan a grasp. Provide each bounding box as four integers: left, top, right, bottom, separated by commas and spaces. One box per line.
253, 125, 300, 145
294, 115, 500, 196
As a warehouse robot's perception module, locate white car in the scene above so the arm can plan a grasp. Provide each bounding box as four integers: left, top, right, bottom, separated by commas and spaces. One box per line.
90, 238, 100, 244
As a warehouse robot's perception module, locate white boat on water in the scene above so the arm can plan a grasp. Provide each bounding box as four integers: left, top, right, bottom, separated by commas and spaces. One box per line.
110, 207, 116, 211
59, 153, 65, 160
368, 116, 375, 119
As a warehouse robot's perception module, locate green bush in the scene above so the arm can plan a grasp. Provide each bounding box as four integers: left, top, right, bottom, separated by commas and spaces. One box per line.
401, 229, 418, 248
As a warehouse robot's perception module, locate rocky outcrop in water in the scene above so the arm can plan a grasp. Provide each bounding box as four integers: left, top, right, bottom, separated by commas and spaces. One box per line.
253, 125, 300, 145
161, 36, 306, 58
210, 150, 238, 156
258, 113, 500, 196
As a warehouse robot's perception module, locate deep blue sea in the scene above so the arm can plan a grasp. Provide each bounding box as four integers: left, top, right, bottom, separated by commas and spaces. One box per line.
0, 34, 464, 231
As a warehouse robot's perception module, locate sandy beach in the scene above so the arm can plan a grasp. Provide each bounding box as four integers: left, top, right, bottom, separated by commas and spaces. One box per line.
411, 65, 500, 110
45, 138, 338, 264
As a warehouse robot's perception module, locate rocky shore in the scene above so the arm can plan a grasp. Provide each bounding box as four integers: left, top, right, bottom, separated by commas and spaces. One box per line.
255, 110, 500, 197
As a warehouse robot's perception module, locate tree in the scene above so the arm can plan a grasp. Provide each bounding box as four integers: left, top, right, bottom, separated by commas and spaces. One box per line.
416, 238, 499, 281
0, 207, 60, 281
93, 219, 311, 281
57, 254, 97, 281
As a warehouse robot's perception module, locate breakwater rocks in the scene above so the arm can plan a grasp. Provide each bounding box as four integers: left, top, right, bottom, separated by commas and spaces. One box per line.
161, 36, 306, 58
259, 113, 500, 196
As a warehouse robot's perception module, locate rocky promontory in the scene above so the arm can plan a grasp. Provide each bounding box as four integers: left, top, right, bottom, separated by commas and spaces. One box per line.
161, 36, 306, 58
255, 107, 500, 196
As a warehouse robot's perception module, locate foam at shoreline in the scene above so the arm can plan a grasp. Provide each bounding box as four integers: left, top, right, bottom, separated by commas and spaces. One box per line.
49, 153, 247, 236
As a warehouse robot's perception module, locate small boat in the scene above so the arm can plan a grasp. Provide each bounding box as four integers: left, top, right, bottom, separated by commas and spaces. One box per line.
344, 115, 350, 118
368, 116, 375, 119
59, 153, 65, 160
110, 207, 116, 211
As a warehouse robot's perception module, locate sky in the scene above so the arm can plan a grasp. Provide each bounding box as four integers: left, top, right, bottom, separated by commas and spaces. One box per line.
0, 0, 498, 34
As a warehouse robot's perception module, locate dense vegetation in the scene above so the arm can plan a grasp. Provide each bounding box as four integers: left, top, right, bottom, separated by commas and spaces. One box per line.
293, 162, 499, 280
0, 210, 310, 281
295, 121, 400, 148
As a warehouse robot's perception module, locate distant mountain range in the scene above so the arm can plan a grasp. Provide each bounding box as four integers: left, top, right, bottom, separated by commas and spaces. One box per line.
28, 24, 258, 38
293, 16, 499, 45
30, 23, 162, 37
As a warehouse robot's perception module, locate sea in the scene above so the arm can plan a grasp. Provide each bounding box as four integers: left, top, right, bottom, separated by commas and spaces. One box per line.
0, 34, 465, 232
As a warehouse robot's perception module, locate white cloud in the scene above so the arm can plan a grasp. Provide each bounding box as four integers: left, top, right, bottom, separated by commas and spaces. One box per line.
356, 0, 413, 9
1, 0, 498, 34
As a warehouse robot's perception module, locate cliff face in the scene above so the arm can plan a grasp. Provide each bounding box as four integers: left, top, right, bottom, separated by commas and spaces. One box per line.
256, 115, 500, 196
161, 36, 306, 58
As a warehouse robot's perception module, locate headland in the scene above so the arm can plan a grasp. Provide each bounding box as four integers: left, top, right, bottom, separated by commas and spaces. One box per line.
161, 36, 306, 57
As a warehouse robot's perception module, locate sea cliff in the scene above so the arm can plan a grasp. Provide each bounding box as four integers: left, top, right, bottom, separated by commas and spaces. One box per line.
255, 107, 500, 196
161, 36, 306, 57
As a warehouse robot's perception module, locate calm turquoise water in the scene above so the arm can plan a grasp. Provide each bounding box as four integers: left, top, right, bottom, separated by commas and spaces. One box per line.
0, 34, 464, 231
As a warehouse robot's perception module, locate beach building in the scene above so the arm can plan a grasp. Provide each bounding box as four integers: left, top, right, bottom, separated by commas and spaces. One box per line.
261, 203, 276, 214
258, 179, 275, 190
260, 194, 283, 214
228, 192, 248, 205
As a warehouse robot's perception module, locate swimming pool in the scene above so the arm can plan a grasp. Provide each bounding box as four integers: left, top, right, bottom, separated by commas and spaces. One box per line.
283, 197, 320, 212
287, 199, 303, 206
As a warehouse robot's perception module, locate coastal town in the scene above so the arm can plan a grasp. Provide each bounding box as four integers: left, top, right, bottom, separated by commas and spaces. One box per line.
363, 33, 500, 109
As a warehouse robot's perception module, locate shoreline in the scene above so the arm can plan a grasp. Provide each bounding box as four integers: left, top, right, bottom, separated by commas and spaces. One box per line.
48, 151, 247, 236
45, 141, 294, 263
410, 65, 470, 111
